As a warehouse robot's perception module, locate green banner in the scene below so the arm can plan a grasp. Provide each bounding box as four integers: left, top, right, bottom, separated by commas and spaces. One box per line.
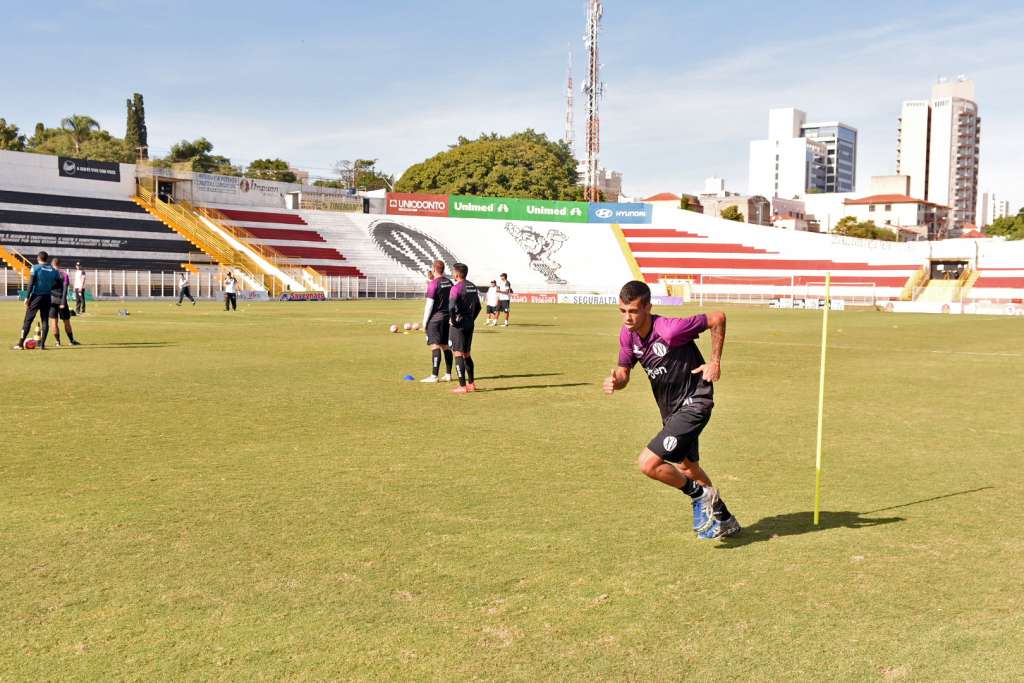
448, 195, 588, 223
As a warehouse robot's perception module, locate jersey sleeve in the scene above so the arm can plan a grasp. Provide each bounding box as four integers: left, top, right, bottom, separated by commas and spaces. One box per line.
660, 314, 708, 347
425, 279, 437, 299
618, 327, 637, 368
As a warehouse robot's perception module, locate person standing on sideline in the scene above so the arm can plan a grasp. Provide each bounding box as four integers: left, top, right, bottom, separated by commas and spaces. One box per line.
48, 258, 80, 346
602, 280, 740, 540
223, 272, 238, 311
485, 280, 499, 326
449, 263, 482, 394
420, 260, 453, 383
13, 251, 60, 350
177, 272, 196, 306
72, 261, 87, 314
496, 273, 513, 327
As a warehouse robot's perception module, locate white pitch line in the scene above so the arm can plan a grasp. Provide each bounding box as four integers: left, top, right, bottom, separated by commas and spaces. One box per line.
731, 339, 1024, 358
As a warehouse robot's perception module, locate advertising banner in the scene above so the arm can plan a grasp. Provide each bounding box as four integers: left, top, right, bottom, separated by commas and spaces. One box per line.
280, 291, 327, 301
58, 156, 121, 182
588, 202, 653, 224
557, 293, 620, 305
386, 192, 449, 217
510, 293, 557, 304
449, 196, 588, 223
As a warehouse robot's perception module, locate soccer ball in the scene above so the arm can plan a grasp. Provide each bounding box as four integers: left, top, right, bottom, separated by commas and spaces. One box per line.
411, 322, 421, 331
24, 339, 37, 350
403, 322, 412, 331
389, 324, 399, 333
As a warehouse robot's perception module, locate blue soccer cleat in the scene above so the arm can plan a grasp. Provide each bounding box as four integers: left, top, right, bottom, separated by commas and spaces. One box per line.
691, 486, 719, 533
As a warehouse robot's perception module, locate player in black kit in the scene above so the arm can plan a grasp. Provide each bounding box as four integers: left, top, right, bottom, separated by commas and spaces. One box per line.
602, 280, 740, 540
420, 260, 454, 383
449, 263, 482, 394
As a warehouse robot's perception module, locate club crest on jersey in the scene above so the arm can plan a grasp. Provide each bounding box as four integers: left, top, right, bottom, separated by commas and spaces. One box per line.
652, 342, 668, 357
663, 436, 678, 452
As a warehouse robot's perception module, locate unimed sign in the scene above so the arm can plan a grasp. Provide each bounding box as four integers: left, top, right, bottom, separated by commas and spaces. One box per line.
386, 193, 449, 217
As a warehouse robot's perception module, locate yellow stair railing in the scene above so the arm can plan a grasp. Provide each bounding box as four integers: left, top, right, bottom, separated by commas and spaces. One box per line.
900, 266, 929, 301
133, 183, 302, 295
0, 244, 32, 279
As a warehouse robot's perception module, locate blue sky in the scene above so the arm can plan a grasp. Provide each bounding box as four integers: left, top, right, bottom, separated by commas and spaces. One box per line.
2, 0, 1022, 210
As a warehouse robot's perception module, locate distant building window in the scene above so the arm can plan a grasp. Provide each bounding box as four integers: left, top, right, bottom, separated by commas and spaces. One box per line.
869, 205, 875, 211
885, 204, 892, 211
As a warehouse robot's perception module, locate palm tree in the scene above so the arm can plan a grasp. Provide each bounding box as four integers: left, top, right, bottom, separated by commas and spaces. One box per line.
60, 115, 100, 153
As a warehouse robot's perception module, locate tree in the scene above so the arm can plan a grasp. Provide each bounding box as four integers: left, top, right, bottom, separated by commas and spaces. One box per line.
246, 158, 296, 183
395, 129, 581, 200
986, 214, 1024, 240
165, 137, 240, 175
680, 196, 691, 211
720, 205, 744, 222
125, 93, 148, 159
60, 114, 100, 153
0, 118, 26, 151
833, 216, 897, 241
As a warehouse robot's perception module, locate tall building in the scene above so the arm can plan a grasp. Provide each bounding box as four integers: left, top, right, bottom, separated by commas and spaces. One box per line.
896, 77, 980, 230
979, 192, 1011, 225
749, 108, 857, 199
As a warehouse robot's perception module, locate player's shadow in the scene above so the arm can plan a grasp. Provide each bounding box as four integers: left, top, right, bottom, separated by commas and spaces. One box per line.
477, 372, 562, 380
713, 511, 904, 549
486, 382, 589, 392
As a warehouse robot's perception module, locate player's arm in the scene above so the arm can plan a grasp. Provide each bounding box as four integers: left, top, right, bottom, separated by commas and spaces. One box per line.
25, 269, 38, 305
692, 311, 726, 382
421, 298, 433, 330
59, 277, 68, 308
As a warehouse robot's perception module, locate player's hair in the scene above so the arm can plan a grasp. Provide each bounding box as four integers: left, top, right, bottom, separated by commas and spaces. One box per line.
433, 260, 445, 274
453, 262, 468, 278
37, 250, 49, 262
619, 280, 651, 306
51, 257, 61, 267
500, 272, 507, 278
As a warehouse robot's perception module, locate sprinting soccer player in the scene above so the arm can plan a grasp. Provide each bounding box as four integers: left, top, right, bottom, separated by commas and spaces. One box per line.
485, 280, 499, 326
449, 263, 482, 394
496, 273, 513, 327
72, 261, 87, 314
223, 272, 238, 311
13, 251, 60, 351
177, 272, 196, 306
420, 260, 454, 383
49, 258, 80, 347
602, 280, 740, 540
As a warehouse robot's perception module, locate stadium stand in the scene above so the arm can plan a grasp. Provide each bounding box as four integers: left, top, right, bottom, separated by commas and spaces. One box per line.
208, 207, 365, 277
0, 189, 199, 272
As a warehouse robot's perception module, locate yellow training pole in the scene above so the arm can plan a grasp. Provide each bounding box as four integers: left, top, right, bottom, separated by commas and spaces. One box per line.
813, 272, 831, 525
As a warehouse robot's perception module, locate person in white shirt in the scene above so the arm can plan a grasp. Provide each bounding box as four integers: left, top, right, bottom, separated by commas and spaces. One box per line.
177, 272, 196, 306
73, 262, 87, 314
485, 280, 499, 326
223, 272, 238, 311
496, 273, 513, 327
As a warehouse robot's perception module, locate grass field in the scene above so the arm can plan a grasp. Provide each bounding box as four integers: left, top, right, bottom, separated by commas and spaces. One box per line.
2, 299, 1022, 681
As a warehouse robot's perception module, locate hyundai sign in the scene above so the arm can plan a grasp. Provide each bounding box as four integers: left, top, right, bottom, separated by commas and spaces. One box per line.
588, 202, 652, 224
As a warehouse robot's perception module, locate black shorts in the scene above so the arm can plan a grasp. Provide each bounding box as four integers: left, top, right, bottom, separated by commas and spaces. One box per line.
49, 303, 71, 320
486, 305, 496, 314
647, 402, 713, 463
497, 300, 510, 313
449, 325, 474, 353
426, 317, 449, 346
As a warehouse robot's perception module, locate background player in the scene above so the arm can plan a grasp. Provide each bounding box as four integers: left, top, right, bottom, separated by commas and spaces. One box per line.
421, 260, 453, 383
223, 272, 238, 311
485, 280, 499, 326
72, 261, 87, 314
602, 280, 740, 540
177, 271, 196, 306
49, 257, 80, 346
496, 273, 513, 327
13, 251, 60, 350
449, 263, 482, 394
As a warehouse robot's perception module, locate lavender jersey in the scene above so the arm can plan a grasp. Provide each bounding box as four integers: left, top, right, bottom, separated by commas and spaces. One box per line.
618, 314, 713, 419
425, 276, 453, 321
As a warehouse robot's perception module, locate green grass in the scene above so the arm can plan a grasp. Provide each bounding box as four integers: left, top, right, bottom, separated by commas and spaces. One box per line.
2, 299, 1022, 682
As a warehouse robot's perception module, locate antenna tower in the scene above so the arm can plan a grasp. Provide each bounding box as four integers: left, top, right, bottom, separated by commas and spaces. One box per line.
563, 45, 575, 155
582, 0, 604, 202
